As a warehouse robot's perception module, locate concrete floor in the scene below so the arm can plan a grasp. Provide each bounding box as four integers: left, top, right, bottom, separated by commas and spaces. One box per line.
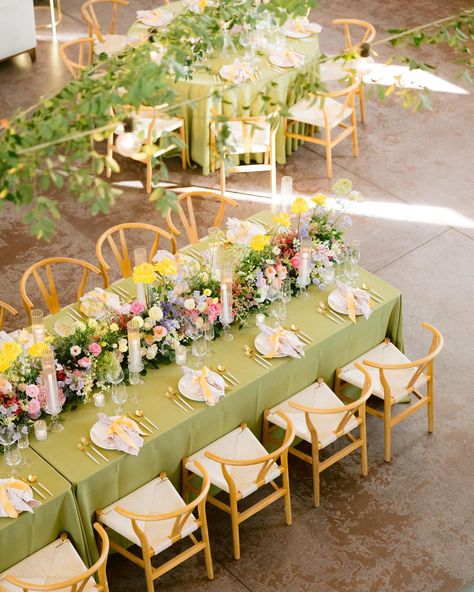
1, 1, 474, 591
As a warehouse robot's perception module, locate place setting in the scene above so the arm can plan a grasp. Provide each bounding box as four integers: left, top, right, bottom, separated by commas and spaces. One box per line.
282, 17, 323, 39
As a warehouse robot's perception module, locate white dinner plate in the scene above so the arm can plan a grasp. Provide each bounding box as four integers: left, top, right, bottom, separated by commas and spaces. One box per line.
178, 371, 225, 402
283, 20, 322, 38
138, 10, 174, 27
90, 415, 140, 450
254, 332, 287, 358
268, 51, 305, 69
328, 289, 367, 316
219, 64, 254, 83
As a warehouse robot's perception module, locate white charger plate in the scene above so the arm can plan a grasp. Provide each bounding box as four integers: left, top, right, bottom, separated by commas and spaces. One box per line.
219, 64, 254, 82
328, 289, 367, 316
254, 332, 286, 358
268, 51, 305, 69
178, 371, 225, 402
90, 415, 140, 450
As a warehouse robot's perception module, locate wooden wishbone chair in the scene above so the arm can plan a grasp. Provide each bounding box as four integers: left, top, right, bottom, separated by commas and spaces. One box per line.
264, 368, 372, 508
285, 79, 360, 178
81, 0, 129, 43
329, 18, 376, 123
166, 190, 238, 245
3, 523, 109, 592
59, 37, 94, 79
20, 257, 105, 322
96, 222, 177, 286
183, 412, 295, 560
96, 464, 213, 592
335, 323, 444, 462
0, 300, 18, 331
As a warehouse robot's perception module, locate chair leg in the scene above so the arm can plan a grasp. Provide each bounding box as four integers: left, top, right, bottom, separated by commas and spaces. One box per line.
334, 371, 342, 395
360, 410, 368, 477
180, 124, 187, 170
199, 504, 214, 580
146, 157, 152, 194
324, 127, 332, 178
359, 85, 366, 124
282, 452, 292, 526
383, 398, 392, 463
181, 460, 189, 503
262, 411, 270, 448
220, 159, 226, 196
311, 442, 320, 508
427, 376, 434, 433
142, 550, 155, 592
229, 495, 241, 560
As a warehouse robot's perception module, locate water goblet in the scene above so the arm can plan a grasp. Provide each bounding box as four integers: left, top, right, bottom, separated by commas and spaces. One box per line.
106, 363, 125, 414
204, 322, 215, 357
0, 425, 21, 467
349, 240, 361, 282
270, 298, 286, 328
192, 334, 208, 369
111, 384, 128, 416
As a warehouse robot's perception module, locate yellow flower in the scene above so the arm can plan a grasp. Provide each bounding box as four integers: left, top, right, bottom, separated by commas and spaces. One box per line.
154, 257, 178, 277
133, 262, 156, 285
109, 323, 119, 332
272, 213, 291, 228
290, 197, 309, 214
203, 288, 212, 297
311, 193, 328, 207
250, 234, 270, 252
332, 178, 352, 195
28, 342, 49, 357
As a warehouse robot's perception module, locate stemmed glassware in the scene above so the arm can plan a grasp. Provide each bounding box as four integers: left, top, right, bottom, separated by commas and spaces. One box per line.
0, 425, 21, 468
349, 240, 361, 284
106, 363, 126, 415
192, 334, 208, 369
204, 322, 215, 357
270, 297, 286, 328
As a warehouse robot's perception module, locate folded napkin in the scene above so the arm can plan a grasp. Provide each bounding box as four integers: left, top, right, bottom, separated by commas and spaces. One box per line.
270, 50, 305, 68
284, 18, 322, 35
335, 281, 371, 323
256, 322, 305, 359
80, 288, 121, 318
136, 9, 173, 27
226, 218, 264, 245
220, 60, 254, 83
182, 366, 224, 406
0, 479, 39, 518
97, 413, 144, 455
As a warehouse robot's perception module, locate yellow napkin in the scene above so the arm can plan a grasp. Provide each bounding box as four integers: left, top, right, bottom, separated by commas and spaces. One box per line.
0, 481, 29, 518
294, 21, 307, 33
106, 417, 138, 449
193, 366, 213, 404
266, 326, 286, 358
346, 292, 356, 323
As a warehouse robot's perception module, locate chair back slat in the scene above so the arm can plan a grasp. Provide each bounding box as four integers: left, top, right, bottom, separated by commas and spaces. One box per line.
60, 38, 94, 80
0, 300, 18, 331
81, 0, 129, 43
332, 18, 376, 50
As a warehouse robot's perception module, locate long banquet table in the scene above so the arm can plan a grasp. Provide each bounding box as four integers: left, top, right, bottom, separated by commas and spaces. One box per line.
26, 210, 404, 564
129, 2, 320, 174
0, 448, 88, 572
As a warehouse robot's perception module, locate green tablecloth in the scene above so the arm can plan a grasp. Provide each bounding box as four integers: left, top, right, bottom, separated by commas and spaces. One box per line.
0, 448, 88, 571
31, 211, 403, 563
129, 3, 320, 174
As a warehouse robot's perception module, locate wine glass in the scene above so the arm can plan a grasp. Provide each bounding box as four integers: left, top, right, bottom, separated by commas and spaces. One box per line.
322, 265, 335, 288
111, 384, 128, 416
270, 298, 286, 328
192, 334, 208, 368
204, 322, 215, 357
106, 363, 125, 414
0, 425, 21, 467
349, 240, 361, 283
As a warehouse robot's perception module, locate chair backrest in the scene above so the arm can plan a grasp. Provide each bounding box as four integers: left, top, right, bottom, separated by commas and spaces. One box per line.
20, 257, 105, 320
0, 300, 18, 331
363, 323, 444, 398
316, 78, 360, 124
289, 367, 372, 442
59, 37, 94, 79
96, 222, 177, 284
166, 190, 238, 244
114, 463, 210, 547
332, 18, 376, 50
205, 413, 295, 493
212, 113, 279, 155
81, 0, 129, 42
6, 523, 109, 592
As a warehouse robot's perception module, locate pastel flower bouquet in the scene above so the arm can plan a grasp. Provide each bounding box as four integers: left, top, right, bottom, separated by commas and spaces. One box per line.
0, 179, 361, 432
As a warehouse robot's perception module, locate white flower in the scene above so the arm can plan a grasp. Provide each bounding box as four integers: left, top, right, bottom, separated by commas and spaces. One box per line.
75, 321, 86, 332
70, 345, 81, 356
140, 347, 147, 357
272, 246, 281, 256
117, 86, 127, 97
183, 298, 195, 310
195, 316, 204, 328
88, 319, 98, 329
132, 315, 144, 328
146, 344, 158, 360
200, 272, 209, 282
148, 306, 163, 321
197, 302, 207, 313
118, 338, 128, 353
348, 190, 364, 202
150, 46, 165, 65
143, 319, 155, 331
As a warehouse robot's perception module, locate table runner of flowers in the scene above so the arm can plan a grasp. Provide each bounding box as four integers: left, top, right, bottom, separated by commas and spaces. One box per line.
0, 179, 362, 431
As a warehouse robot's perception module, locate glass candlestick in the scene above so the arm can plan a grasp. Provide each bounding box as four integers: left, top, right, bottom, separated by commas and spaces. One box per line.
41, 350, 63, 432
31, 309, 46, 343
297, 238, 312, 299
134, 247, 149, 307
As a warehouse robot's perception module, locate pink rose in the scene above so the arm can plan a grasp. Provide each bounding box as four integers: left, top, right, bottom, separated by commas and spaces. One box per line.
78, 356, 92, 369
264, 266, 276, 279
207, 303, 221, 323
290, 255, 300, 269
27, 398, 41, 420
88, 343, 102, 356
145, 335, 155, 346
0, 378, 12, 395
153, 326, 168, 341
26, 384, 40, 398
130, 301, 145, 315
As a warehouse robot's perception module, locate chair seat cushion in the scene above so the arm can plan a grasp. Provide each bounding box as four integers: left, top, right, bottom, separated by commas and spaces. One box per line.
338, 342, 428, 402
133, 115, 183, 141
99, 476, 198, 556
226, 120, 271, 154
93, 34, 128, 57
288, 96, 352, 129
267, 381, 359, 449
186, 426, 281, 498
0, 539, 95, 592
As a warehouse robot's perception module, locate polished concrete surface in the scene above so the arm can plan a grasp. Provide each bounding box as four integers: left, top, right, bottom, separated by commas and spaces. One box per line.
0, 1, 473, 591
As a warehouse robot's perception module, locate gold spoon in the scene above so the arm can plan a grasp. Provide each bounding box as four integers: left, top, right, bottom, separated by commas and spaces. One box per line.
21, 475, 45, 499
244, 348, 269, 369
216, 364, 240, 384
77, 443, 101, 465
127, 413, 152, 435
318, 307, 342, 325
361, 283, 383, 302
134, 409, 159, 431
27, 474, 53, 496
164, 391, 187, 412
289, 324, 313, 343
320, 303, 345, 322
